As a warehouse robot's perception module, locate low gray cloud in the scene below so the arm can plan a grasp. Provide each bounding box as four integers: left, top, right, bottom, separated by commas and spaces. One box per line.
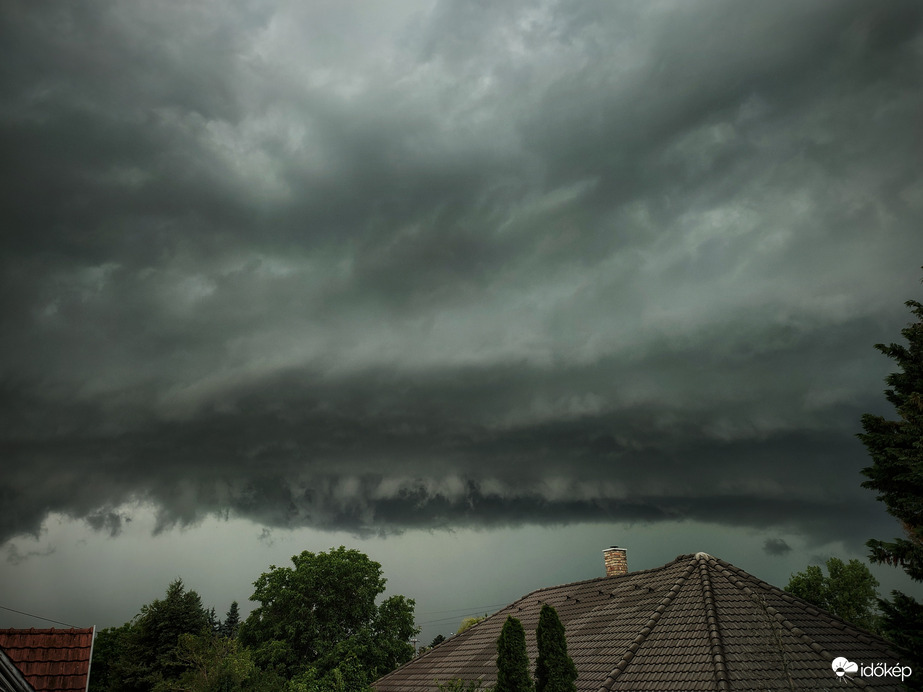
2, 1, 922, 551
763, 538, 793, 557
6, 544, 56, 566
257, 528, 275, 547
85, 510, 131, 538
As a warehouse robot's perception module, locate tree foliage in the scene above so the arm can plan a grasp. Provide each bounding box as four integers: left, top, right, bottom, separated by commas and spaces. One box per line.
784, 558, 880, 631
238, 546, 418, 687
878, 591, 923, 666
495, 616, 533, 692
221, 601, 241, 639
88, 622, 137, 692
90, 579, 213, 692
153, 632, 269, 692
90, 549, 417, 691
458, 616, 487, 634
859, 296, 923, 581
858, 288, 923, 670
534, 605, 577, 692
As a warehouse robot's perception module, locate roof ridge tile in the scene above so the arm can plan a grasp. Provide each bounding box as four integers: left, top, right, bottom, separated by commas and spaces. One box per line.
696, 553, 729, 691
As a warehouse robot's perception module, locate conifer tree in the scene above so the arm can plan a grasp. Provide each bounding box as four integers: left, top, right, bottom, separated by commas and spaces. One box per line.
91, 579, 211, 691
858, 286, 923, 668
206, 606, 218, 633
495, 616, 534, 692
221, 601, 241, 639
534, 604, 577, 692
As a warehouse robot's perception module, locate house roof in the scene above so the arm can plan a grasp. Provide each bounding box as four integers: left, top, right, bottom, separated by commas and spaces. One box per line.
373, 553, 906, 691
0, 629, 93, 692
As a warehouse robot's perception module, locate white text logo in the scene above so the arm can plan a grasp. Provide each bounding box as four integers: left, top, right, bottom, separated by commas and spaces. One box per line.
832, 657, 912, 682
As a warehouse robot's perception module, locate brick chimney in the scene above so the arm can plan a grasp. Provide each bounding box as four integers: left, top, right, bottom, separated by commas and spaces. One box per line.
603, 546, 627, 577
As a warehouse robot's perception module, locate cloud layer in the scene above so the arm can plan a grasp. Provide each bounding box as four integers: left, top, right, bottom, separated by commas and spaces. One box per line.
2, 0, 923, 547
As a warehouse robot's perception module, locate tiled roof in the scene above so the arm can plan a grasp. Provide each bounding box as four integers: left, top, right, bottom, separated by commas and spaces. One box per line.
0, 629, 93, 692
373, 553, 906, 691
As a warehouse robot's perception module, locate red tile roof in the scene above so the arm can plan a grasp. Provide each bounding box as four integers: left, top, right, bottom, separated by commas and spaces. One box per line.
0, 628, 93, 692
373, 553, 906, 691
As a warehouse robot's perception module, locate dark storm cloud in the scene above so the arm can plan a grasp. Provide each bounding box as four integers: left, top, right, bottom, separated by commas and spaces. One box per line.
2, 1, 923, 547
763, 539, 793, 557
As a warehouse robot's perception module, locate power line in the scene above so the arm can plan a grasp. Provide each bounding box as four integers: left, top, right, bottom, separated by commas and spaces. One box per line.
417, 602, 509, 616
416, 602, 509, 628
0, 604, 80, 629
418, 614, 474, 627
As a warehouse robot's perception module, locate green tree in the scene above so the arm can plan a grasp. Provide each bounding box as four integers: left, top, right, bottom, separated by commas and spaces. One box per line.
153, 632, 271, 692
206, 607, 219, 633
859, 296, 923, 580
785, 558, 880, 631
135, 579, 213, 687
858, 288, 923, 670
785, 565, 827, 606
238, 546, 418, 686
878, 592, 923, 662
366, 593, 419, 673
89, 622, 138, 692
534, 605, 576, 692
458, 615, 486, 634
90, 579, 212, 692
495, 616, 533, 692
221, 601, 241, 639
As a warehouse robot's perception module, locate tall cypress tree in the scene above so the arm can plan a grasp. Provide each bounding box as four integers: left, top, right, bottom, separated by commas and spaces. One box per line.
534, 604, 577, 692
495, 616, 534, 692
858, 289, 923, 668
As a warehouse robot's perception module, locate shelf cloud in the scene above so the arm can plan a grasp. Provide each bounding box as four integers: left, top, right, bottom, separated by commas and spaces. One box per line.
2, 0, 923, 551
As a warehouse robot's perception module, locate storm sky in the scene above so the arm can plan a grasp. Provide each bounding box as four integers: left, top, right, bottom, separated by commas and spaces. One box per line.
2, 0, 923, 641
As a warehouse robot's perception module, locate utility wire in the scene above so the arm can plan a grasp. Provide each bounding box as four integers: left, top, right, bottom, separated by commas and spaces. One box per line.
417, 602, 509, 616
417, 602, 509, 628
0, 604, 80, 629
